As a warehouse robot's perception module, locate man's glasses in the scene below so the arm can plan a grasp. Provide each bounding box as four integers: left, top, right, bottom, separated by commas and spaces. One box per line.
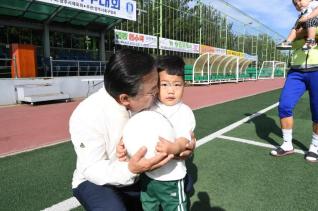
138, 87, 158, 98
159, 82, 184, 90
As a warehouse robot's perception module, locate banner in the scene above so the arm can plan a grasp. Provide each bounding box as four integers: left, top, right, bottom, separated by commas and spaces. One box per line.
200, 45, 214, 54
159, 38, 200, 54
114, 30, 157, 48
214, 47, 226, 55
244, 54, 258, 61
226, 50, 244, 57
36, 0, 136, 21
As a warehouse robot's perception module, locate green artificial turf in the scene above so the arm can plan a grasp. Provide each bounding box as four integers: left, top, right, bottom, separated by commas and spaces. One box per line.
0, 142, 76, 210
193, 89, 282, 139
225, 92, 313, 151
188, 139, 318, 211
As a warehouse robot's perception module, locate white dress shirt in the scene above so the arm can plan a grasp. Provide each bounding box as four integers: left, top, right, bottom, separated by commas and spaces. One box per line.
70, 88, 137, 188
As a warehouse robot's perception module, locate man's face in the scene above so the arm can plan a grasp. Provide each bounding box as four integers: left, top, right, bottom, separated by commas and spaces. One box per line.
127, 69, 159, 113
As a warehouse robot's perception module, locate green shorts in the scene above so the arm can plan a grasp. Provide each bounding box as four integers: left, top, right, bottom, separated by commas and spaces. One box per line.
140, 173, 188, 211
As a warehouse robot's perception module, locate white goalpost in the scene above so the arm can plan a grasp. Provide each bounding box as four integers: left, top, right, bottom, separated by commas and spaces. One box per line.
258, 61, 286, 79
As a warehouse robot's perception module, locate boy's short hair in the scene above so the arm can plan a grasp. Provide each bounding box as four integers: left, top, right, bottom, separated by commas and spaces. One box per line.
155, 55, 185, 79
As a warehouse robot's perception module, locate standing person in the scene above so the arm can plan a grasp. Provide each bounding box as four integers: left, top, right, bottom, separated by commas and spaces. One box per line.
69, 49, 195, 211
271, 22, 318, 162
276, 0, 318, 50
140, 55, 196, 211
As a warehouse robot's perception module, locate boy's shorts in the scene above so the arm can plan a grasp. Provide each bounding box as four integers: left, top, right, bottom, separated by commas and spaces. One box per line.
140, 174, 187, 211
294, 16, 318, 29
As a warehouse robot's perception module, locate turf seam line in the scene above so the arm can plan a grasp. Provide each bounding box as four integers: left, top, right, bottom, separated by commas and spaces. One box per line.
219, 135, 305, 155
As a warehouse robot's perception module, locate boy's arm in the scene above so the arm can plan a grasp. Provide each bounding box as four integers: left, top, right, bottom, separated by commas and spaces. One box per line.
156, 136, 189, 155
299, 6, 318, 22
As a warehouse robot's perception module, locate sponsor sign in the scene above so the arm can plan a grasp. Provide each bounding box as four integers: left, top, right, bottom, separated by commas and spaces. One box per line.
226, 50, 244, 57
200, 45, 215, 54
114, 29, 157, 48
159, 38, 200, 54
244, 54, 258, 61
36, 0, 136, 21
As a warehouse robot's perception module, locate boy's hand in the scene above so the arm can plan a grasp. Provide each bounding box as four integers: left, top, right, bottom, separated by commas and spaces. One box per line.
178, 132, 196, 159
299, 15, 309, 23
156, 137, 179, 155
116, 138, 128, 161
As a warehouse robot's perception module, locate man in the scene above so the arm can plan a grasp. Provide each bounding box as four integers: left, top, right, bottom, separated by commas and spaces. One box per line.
271, 28, 318, 162
70, 49, 195, 210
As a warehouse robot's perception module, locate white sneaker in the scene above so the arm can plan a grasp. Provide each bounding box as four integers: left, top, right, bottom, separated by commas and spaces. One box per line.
305, 144, 318, 162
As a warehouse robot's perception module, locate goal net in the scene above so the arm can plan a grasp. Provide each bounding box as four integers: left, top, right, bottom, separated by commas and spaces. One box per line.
258, 61, 286, 79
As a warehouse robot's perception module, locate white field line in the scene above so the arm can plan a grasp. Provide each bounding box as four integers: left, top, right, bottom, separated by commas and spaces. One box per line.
196, 102, 279, 147
0, 139, 70, 158
42, 102, 279, 211
219, 135, 305, 155
41, 197, 80, 211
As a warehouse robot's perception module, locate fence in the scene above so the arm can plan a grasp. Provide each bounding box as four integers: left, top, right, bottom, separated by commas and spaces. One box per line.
47, 58, 106, 77
110, 0, 288, 66
0, 58, 13, 78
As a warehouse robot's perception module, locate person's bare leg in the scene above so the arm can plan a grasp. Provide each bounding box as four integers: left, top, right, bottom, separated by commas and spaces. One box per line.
307, 27, 316, 40
295, 27, 307, 39
280, 117, 293, 129
313, 123, 318, 134
286, 29, 298, 42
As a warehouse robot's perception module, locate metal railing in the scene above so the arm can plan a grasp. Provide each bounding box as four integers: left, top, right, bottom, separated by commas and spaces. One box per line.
48, 57, 106, 77
0, 57, 14, 78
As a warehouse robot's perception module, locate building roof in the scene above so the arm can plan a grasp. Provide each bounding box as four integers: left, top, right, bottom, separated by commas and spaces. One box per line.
0, 0, 121, 31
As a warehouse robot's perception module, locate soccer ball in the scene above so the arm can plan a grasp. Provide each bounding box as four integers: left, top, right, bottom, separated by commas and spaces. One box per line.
122, 110, 175, 159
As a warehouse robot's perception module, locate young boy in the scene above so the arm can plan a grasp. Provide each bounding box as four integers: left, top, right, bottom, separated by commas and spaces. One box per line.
140, 55, 196, 211
277, 0, 318, 51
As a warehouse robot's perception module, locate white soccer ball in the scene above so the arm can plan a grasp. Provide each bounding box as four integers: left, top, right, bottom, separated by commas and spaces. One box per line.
123, 110, 175, 159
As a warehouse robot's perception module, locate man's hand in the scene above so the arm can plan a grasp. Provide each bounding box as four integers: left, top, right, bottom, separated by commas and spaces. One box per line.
116, 138, 128, 161
128, 147, 173, 174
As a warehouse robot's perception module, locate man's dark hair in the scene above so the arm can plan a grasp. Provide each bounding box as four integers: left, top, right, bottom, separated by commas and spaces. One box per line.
155, 55, 185, 79
104, 49, 155, 99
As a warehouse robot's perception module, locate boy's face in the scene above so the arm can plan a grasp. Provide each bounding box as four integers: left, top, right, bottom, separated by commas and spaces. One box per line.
158, 70, 184, 106
294, 0, 311, 10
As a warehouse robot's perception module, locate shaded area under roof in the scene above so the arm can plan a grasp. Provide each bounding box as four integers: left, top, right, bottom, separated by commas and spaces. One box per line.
0, 0, 121, 31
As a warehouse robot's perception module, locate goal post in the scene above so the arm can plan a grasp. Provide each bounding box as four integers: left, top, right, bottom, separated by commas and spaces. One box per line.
258, 61, 286, 79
